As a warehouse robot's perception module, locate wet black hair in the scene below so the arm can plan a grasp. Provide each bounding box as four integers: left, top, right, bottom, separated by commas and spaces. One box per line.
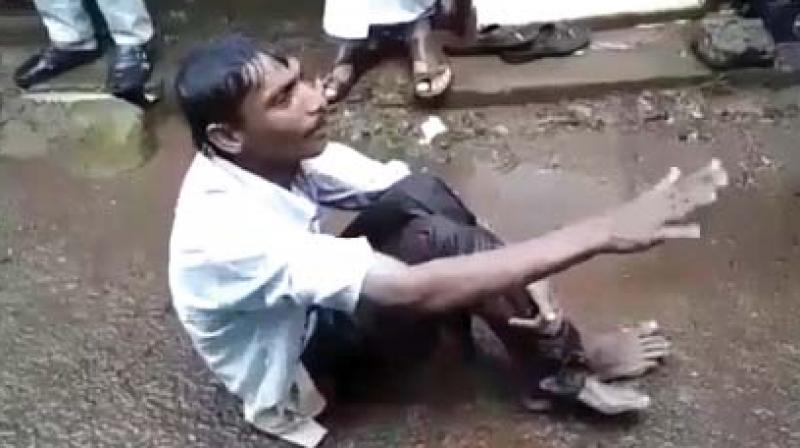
174, 33, 287, 154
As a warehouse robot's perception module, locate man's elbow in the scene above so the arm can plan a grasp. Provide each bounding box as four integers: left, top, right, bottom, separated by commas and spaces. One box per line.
364, 262, 450, 313
379, 266, 435, 313
391, 268, 448, 314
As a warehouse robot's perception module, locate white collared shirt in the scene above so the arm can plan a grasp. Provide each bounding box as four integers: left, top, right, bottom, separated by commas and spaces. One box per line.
323, 0, 437, 40
168, 142, 410, 447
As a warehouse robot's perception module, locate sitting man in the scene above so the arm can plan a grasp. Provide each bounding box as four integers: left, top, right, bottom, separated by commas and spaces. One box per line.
169, 34, 728, 447
14, 0, 154, 100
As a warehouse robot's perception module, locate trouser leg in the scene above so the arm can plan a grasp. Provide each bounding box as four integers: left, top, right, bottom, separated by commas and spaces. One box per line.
94, 0, 154, 46
33, 0, 97, 50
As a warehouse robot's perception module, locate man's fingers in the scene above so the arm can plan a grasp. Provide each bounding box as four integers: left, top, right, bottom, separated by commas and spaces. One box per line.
654, 166, 682, 191
656, 224, 701, 239
287, 56, 300, 72
666, 159, 727, 219
679, 158, 729, 191
709, 158, 729, 187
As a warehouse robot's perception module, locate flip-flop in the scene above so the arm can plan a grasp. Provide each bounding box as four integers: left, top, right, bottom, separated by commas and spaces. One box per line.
500, 22, 590, 64
410, 33, 453, 99
444, 23, 541, 55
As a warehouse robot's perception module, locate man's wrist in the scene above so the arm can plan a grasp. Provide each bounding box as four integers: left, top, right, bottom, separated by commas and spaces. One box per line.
577, 215, 613, 255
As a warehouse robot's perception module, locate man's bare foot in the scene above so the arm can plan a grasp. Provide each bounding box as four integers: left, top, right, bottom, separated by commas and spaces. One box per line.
573, 376, 651, 414
583, 320, 670, 381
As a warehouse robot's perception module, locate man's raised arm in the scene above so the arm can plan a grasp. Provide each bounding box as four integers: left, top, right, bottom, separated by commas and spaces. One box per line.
361, 160, 728, 313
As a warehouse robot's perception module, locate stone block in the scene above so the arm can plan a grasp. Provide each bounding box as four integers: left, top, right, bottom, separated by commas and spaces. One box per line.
0, 92, 151, 177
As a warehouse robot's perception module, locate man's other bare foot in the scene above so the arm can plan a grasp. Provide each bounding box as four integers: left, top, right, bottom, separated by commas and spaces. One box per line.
584, 320, 670, 382
573, 376, 651, 414
522, 374, 651, 415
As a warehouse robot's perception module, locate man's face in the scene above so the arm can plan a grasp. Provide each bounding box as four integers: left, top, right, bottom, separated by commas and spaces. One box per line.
236, 54, 328, 164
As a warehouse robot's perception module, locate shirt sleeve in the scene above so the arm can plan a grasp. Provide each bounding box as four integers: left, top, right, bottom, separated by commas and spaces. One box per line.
301, 142, 410, 210
172, 220, 376, 315
282, 232, 375, 314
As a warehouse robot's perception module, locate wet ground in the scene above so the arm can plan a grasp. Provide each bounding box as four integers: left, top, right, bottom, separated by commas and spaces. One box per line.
2, 2, 800, 447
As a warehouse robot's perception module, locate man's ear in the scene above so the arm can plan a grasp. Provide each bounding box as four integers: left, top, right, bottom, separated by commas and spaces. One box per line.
206, 123, 243, 156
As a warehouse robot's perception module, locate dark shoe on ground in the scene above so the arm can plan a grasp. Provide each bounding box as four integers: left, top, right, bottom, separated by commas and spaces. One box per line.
14, 46, 103, 89
444, 23, 541, 55
108, 44, 153, 102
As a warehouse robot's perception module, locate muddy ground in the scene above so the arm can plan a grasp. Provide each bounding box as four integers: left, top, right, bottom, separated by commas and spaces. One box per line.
1, 2, 800, 447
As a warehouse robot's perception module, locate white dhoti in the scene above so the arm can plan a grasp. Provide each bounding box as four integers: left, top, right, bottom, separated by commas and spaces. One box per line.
323, 0, 437, 40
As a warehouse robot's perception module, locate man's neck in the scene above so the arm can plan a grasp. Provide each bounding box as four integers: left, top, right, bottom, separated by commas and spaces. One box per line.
236, 156, 299, 190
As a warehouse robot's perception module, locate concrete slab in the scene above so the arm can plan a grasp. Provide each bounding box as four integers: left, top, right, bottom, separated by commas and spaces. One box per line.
0, 93, 151, 177
474, 0, 705, 28
445, 25, 713, 107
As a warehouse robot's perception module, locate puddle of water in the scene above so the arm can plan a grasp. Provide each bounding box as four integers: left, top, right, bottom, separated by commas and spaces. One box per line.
436, 156, 623, 241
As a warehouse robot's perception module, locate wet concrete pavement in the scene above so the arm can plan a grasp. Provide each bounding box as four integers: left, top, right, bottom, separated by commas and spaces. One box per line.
2, 84, 800, 447
2, 2, 800, 447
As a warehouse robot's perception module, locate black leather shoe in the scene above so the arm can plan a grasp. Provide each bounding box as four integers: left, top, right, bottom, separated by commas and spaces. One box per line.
13, 46, 103, 89
108, 45, 153, 99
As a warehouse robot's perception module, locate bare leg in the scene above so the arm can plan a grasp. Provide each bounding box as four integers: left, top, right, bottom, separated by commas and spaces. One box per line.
474, 287, 651, 414
323, 40, 368, 103
409, 18, 452, 98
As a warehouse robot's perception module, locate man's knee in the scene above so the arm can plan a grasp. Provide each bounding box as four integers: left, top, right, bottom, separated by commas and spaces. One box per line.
388, 173, 477, 226
379, 214, 501, 264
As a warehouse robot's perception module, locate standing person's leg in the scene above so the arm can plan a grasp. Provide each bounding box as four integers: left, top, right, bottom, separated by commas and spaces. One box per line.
14, 0, 103, 88
94, 0, 155, 99
408, 13, 452, 99
34, 0, 97, 49
322, 39, 372, 103
321, 0, 373, 103
93, 0, 153, 47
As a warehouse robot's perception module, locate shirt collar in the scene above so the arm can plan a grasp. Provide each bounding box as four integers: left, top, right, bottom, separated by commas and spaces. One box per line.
196, 154, 319, 223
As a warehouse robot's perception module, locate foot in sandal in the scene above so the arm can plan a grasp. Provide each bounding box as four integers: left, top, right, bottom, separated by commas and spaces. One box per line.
322, 41, 368, 103
409, 18, 453, 99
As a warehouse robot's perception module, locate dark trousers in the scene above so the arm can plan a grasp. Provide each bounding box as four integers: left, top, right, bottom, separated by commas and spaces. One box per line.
303, 175, 540, 383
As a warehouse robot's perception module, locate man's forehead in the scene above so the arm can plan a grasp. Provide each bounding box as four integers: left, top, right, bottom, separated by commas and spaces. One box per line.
255, 52, 288, 71
242, 53, 292, 89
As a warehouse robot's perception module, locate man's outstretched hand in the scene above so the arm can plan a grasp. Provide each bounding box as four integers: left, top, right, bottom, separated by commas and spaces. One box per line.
596, 159, 729, 253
